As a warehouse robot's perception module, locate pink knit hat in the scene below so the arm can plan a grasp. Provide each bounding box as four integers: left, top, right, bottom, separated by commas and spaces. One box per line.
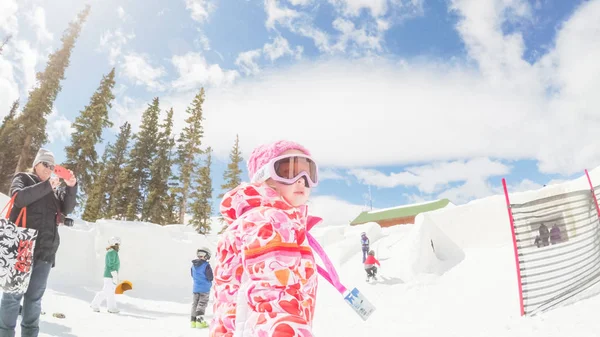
247, 140, 311, 180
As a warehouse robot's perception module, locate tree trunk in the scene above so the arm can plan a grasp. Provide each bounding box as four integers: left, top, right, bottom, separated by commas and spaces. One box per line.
15, 135, 32, 174
179, 188, 188, 225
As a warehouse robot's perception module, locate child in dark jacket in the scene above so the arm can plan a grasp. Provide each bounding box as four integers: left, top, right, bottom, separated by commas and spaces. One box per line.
364, 250, 381, 282
191, 247, 213, 329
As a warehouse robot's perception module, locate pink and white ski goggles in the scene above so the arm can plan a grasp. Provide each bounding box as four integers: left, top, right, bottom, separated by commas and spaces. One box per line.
252, 154, 319, 187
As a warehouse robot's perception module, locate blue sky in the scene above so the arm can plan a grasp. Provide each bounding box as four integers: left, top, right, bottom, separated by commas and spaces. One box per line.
2, 0, 600, 224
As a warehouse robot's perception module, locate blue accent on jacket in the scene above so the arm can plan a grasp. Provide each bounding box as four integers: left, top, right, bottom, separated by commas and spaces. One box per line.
361, 237, 370, 250
191, 259, 213, 293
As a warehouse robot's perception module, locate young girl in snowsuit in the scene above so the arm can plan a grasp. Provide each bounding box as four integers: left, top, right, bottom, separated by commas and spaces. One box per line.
191, 247, 213, 329
91, 236, 121, 313
210, 140, 322, 337
364, 250, 381, 282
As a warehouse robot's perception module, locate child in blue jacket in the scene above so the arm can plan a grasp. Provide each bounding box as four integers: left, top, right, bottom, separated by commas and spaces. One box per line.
190, 247, 213, 328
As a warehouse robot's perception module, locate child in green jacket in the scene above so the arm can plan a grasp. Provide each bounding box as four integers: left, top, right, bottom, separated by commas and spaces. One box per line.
90, 236, 121, 313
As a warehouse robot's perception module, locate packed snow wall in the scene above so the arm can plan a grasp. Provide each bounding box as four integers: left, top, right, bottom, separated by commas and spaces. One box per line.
47, 219, 215, 302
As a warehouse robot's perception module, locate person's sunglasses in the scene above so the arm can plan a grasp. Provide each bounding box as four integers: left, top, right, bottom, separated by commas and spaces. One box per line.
41, 162, 55, 171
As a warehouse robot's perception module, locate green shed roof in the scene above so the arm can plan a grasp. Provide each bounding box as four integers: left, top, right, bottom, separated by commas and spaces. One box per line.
350, 199, 451, 225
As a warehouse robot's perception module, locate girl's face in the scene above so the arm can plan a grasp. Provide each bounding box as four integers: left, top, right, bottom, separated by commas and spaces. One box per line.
267, 149, 312, 207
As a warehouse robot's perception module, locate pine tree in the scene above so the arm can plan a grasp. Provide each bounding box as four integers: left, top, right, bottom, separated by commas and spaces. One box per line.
145, 108, 175, 225
0, 100, 21, 193
0, 100, 18, 136
125, 97, 160, 221
218, 135, 243, 233
104, 122, 132, 218
219, 134, 243, 198
190, 148, 213, 234
82, 145, 110, 222
175, 88, 205, 222
64, 68, 116, 195
13, 6, 91, 173
108, 165, 134, 220
163, 189, 180, 224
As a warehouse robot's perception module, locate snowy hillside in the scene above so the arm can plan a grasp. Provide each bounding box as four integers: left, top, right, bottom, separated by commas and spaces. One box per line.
1, 167, 600, 336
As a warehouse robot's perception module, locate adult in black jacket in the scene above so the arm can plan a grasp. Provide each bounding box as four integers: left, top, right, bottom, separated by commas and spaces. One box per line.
0, 148, 77, 337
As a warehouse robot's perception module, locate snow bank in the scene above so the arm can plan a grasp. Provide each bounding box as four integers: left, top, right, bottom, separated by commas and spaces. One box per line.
394, 218, 465, 282
416, 167, 600, 249
48, 220, 214, 302
320, 222, 385, 265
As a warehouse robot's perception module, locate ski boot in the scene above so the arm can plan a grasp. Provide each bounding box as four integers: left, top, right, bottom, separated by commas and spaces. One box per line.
196, 316, 209, 329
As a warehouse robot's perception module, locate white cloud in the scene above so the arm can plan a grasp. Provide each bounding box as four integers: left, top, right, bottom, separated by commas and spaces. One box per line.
235, 36, 303, 75
263, 0, 400, 55
332, 18, 384, 52
111, 96, 147, 133
208, 0, 593, 176
27, 6, 53, 44
0, 2, 49, 120
534, 0, 600, 174
0, 57, 19, 118
0, 0, 18, 35
100, 0, 600, 182
235, 49, 262, 75
402, 176, 542, 206
403, 193, 430, 204
348, 158, 510, 193
437, 177, 496, 205
12, 39, 40, 95
171, 52, 238, 91
265, 0, 300, 29
264, 1, 334, 53
263, 35, 302, 61
122, 53, 166, 91
545, 179, 568, 187
47, 109, 73, 143
504, 179, 543, 193
99, 29, 135, 65
289, 0, 312, 5
117, 7, 126, 21
195, 30, 211, 51
307, 195, 366, 225
438, 177, 542, 205
329, 0, 388, 17
320, 168, 346, 181
449, 0, 534, 87
185, 0, 216, 23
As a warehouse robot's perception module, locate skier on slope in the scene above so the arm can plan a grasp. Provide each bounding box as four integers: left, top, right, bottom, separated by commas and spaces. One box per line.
361, 232, 370, 263
90, 236, 121, 313
190, 247, 213, 329
364, 250, 381, 282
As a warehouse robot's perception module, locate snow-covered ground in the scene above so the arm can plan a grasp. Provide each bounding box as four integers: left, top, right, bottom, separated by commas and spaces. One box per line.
2, 167, 600, 336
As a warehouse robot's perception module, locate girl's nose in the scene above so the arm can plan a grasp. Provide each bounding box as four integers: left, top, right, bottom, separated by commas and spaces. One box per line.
297, 176, 309, 187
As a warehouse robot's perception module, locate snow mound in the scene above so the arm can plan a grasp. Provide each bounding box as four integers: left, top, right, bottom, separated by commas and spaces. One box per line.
322, 222, 384, 265
394, 217, 465, 282
49, 220, 215, 302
